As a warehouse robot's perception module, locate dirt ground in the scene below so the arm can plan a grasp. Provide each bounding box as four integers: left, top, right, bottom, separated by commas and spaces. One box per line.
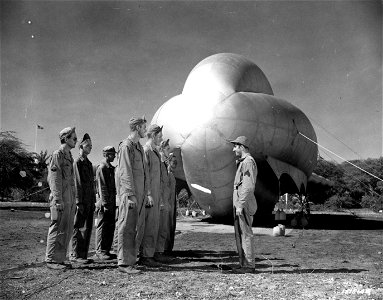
0, 209, 382, 300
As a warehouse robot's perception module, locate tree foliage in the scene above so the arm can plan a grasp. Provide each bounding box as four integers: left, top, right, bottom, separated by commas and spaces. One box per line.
309, 156, 383, 211
0, 131, 48, 200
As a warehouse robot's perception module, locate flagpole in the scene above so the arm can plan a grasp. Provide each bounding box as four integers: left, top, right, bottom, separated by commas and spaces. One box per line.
34, 124, 37, 153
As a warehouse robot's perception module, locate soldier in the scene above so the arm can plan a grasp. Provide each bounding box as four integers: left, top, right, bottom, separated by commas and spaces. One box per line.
230, 136, 258, 273
116, 116, 147, 274
157, 139, 177, 255
45, 127, 77, 270
137, 124, 164, 266
95, 146, 117, 260
70, 133, 96, 264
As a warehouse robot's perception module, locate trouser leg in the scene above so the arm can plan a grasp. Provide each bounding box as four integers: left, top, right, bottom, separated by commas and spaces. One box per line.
96, 206, 116, 254
118, 198, 138, 266
155, 207, 168, 253
111, 206, 119, 252
46, 200, 75, 263
233, 209, 245, 267
71, 205, 93, 259
238, 210, 255, 268
140, 198, 160, 258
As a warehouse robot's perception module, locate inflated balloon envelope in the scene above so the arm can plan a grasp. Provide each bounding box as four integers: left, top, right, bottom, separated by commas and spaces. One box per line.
152, 53, 318, 218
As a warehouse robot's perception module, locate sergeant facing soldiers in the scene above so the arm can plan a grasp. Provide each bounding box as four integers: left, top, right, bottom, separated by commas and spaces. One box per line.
95, 146, 117, 260
138, 124, 164, 266
70, 133, 96, 264
116, 116, 148, 274
230, 136, 258, 274
45, 127, 77, 270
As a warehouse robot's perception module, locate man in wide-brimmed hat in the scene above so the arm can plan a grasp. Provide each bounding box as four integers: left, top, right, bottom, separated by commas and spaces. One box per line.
230, 136, 258, 274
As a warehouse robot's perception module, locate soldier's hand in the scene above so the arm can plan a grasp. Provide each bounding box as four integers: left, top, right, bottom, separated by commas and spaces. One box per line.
55, 202, 65, 212
146, 195, 154, 208
235, 207, 243, 216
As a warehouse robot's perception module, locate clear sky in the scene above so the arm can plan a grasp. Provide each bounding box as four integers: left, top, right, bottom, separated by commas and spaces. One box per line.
1, 0, 381, 164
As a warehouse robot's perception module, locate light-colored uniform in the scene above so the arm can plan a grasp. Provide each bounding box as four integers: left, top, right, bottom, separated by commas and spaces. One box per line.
116, 138, 148, 266
138, 143, 161, 257
156, 160, 171, 253
233, 153, 257, 268
45, 145, 76, 263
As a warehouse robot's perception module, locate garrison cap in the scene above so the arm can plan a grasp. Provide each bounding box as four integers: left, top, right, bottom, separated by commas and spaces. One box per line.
129, 115, 146, 128
147, 124, 163, 136
59, 127, 75, 140
230, 136, 249, 148
79, 133, 91, 147
103, 146, 116, 154
160, 139, 170, 149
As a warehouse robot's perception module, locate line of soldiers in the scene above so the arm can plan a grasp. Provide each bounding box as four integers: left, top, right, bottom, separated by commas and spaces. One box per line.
45, 116, 178, 274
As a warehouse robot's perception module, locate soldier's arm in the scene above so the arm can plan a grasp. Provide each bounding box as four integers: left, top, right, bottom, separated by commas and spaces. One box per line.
73, 160, 83, 205
237, 160, 256, 207
119, 144, 136, 201
144, 149, 152, 197
97, 164, 110, 206
48, 152, 63, 205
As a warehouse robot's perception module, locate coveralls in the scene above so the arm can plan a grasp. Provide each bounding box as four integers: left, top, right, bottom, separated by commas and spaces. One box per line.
156, 160, 171, 253
116, 138, 148, 266
233, 153, 258, 268
45, 145, 76, 263
138, 143, 161, 257
95, 160, 116, 255
165, 165, 177, 252
71, 156, 96, 259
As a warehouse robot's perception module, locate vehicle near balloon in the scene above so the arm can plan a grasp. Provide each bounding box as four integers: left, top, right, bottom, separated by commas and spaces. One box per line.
152, 53, 318, 218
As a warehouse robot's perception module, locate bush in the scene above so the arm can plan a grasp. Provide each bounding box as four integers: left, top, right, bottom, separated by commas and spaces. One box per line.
324, 195, 360, 210
10, 188, 25, 201
360, 195, 383, 212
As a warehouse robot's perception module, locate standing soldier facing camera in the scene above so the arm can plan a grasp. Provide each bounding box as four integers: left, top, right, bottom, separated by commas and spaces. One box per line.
45, 127, 77, 270
70, 133, 96, 264
95, 146, 117, 260
115, 116, 148, 274
230, 136, 258, 274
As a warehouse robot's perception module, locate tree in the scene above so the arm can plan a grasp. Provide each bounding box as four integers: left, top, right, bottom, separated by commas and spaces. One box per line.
0, 131, 36, 198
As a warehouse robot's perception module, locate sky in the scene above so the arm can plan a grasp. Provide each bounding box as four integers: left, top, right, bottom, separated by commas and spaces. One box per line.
1, 0, 382, 165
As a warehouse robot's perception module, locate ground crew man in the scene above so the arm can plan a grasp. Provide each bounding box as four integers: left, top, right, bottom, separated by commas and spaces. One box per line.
116, 116, 148, 274
165, 150, 178, 253
138, 124, 164, 266
230, 136, 258, 273
158, 139, 177, 254
70, 133, 96, 264
95, 146, 117, 260
45, 127, 77, 270
155, 139, 171, 259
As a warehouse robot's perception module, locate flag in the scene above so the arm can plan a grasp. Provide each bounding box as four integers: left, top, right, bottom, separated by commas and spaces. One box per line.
37, 124, 44, 130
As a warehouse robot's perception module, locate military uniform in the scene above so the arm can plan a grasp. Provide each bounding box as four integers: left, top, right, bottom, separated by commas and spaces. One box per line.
165, 164, 177, 252
95, 159, 116, 255
155, 159, 171, 253
71, 155, 96, 260
138, 143, 161, 258
45, 145, 76, 264
116, 137, 148, 267
233, 153, 257, 268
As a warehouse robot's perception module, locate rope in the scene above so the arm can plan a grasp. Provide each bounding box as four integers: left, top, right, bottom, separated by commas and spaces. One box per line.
299, 132, 383, 182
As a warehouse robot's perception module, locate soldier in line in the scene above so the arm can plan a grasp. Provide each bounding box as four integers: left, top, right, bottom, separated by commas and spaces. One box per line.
138, 124, 164, 266
115, 116, 148, 274
45, 127, 77, 270
71, 133, 96, 264
154, 139, 171, 260
95, 146, 117, 260
165, 147, 178, 253
230, 136, 258, 274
